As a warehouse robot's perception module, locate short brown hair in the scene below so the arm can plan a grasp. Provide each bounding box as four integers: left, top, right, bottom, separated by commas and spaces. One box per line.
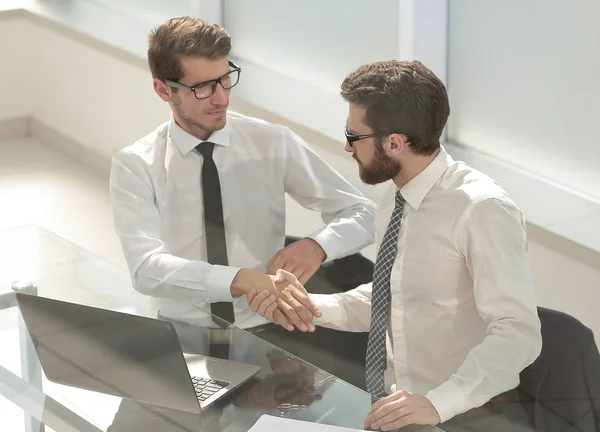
341, 60, 450, 156
148, 16, 231, 81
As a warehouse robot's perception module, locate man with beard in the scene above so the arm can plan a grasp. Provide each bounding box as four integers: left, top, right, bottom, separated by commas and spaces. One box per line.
248, 60, 542, 429
109, 16, 376, 365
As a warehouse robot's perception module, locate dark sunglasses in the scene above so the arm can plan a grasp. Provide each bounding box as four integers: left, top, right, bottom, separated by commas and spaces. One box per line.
344, 129, 393, 147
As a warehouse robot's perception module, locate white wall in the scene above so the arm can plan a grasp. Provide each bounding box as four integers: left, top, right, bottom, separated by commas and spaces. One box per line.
225, 0, 399, 92
528, 224, 600, 340
0, 17, 32, 120
224, 0, 448, 144
447, 0, 600, 201
224, 0, 401, 142
29, 19, 170, 158
93, 0, 223, 27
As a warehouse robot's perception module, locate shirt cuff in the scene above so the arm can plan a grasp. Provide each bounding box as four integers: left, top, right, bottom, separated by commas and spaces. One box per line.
203, 265, 240, 303
307, 227, 341, 263
310, 293, 346, 327
425, 379, 473, 424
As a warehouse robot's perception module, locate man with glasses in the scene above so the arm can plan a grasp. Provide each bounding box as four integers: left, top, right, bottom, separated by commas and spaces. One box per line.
248, 60, 542, 429
109, 16, 375, 372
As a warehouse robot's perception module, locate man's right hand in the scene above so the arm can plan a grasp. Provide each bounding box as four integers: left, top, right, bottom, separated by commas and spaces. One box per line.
247, 269, 322, 332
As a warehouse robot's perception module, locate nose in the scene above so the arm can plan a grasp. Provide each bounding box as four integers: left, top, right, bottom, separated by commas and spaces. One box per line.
210, 83, 229, 105
344, 140, 354, 153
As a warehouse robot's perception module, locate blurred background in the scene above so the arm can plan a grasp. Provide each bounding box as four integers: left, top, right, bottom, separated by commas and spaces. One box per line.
0, 0, 599, 338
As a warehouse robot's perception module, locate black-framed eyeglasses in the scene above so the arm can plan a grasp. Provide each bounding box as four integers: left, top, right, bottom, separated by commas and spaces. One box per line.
165, 61, 241, 99
344, 129, 393, 147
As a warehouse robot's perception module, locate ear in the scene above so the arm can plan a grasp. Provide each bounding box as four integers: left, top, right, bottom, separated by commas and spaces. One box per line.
153, 78, 173, 103
387, 133, 409, 155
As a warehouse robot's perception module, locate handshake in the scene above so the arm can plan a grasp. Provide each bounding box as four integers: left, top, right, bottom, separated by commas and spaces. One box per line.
246, 269, 322, 333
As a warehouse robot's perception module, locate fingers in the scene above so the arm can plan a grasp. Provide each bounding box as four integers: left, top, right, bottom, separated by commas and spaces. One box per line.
296, 271, 308, 285
275, 269, 308, 296
248, 289, 272, 312
290, 266, 310, 285
366, 392, 405, 425
273, 260, 312, 286
270, 258, 302, 281
276, 292, 313, 332
296, 265, 318, 285
267, 239, 325, 283
276, 303, 308, 332
282, 289, 317, 330
379, 413, 418, 431
274, 270, 321, 319
272, 308, 294, 331
246, 289, 257, 306
266, 300, 288, 328
268, 250, 304, 281
266, 254, 276, 272
264, 301, 278, 319
257, 295, 276, 317
370, 402, 411, 430
248, 290, 293, 331
266, 250, 285, 275
280, 262, 301, 279
289, 287, 322, 318
251, 268, 322, 332
369, 391, 404, 414
264, 301, 283, 326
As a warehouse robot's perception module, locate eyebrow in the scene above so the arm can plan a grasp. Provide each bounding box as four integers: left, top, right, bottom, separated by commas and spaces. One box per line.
187, 69, 232, 88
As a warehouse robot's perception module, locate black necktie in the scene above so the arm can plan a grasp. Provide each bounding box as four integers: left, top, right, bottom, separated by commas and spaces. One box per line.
196, 142, 235, 327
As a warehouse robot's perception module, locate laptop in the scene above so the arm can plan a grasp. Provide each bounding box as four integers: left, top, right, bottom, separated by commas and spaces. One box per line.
15, 293, 261, 413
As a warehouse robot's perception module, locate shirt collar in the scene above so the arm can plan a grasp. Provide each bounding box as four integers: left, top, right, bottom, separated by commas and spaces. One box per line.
168, 115, 231, 156
400, 145, 453, 210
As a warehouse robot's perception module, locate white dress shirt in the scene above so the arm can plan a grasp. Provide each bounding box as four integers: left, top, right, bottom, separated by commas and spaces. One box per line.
311, 146, 542, 423
110, 112, 376, 328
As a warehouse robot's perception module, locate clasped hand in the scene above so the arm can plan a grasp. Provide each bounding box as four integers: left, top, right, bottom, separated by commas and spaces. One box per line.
247, 269, 321, 332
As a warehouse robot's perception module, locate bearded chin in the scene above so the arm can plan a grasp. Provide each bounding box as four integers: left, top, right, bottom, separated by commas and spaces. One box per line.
359, 157, 401, 185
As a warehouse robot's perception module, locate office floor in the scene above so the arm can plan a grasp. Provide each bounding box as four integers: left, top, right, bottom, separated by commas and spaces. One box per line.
0, 136, 127, 270
0, 136, 119, 430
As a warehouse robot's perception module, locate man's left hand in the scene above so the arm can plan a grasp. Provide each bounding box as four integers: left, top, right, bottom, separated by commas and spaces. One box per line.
267, 238, 326, 285
364, 391, 441, 431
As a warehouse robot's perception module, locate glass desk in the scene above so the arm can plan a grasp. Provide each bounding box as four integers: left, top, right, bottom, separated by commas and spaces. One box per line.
0, 226, 445, 431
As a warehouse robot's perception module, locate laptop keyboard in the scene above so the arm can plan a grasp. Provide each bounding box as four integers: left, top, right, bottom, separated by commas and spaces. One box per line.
191, 377, 230, 402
